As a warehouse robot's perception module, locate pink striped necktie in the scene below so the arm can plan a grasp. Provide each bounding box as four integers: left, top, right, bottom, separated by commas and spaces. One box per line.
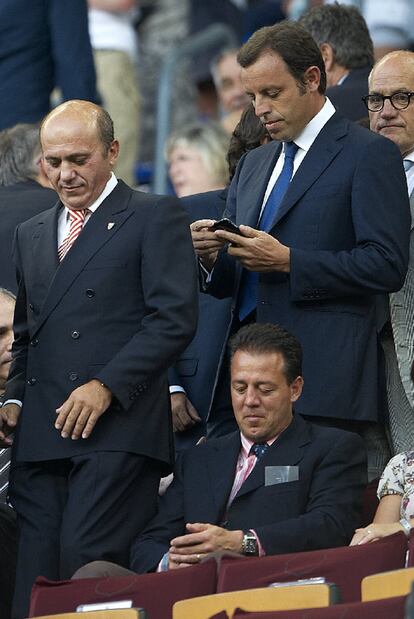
58, 208, 89, 262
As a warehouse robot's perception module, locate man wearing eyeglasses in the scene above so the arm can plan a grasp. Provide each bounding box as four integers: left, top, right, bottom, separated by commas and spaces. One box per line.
366, 51, 414, 455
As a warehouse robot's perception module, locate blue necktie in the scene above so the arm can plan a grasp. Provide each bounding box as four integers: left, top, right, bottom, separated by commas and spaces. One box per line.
238, 141, 299, 321
250, 442, 269, 460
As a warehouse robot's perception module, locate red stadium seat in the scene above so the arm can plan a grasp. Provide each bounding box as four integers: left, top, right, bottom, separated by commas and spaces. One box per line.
217, 532, 408, 603
29, 558, 217, 619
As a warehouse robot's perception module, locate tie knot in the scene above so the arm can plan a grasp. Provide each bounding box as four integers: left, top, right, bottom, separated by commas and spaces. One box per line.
404, 159, 414, 172
284, 141, 299, 160
68, 208, 88, 223
250, 443, 269, 460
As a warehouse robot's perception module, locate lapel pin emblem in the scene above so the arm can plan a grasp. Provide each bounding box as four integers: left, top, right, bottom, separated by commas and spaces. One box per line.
107, 222, 115, 230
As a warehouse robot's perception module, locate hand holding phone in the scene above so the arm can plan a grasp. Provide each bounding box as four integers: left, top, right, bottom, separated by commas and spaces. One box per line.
209, 218, 243, 235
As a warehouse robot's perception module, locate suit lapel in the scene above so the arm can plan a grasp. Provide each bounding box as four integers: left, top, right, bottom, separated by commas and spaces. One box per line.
33, 181, 133, 336
235, 414, 311, 499
29, 203, 61, 292
238, 143, 282, 227
205, 432, 241, 519
271, 114, 348, 228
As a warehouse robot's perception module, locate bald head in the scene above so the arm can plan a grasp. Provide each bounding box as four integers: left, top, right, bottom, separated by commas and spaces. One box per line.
368, 51, 414, 157
41, 100, 115, 155
40, 100, 119, 211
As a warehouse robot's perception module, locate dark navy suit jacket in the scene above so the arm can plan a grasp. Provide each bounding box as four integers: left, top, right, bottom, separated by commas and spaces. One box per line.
130, 414, 367, 573
208, 113, 410, 423
5, 181, 198, 467
326, 66, 371, 122
169, 189, 232, 447
0, 0, 98, 130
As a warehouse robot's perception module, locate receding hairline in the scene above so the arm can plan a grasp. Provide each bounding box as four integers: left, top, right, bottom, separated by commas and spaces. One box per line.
369, 50, 414, 88
41, 102, 101, 138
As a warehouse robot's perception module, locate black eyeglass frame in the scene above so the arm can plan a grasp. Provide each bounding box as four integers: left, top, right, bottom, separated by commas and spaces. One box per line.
362, 91, 414, 112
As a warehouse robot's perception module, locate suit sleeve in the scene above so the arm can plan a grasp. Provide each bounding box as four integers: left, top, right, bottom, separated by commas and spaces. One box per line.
289, 137, 410, 301
48, 0, 99, 103
95, 198, 199, 411
255, 432, 367, 554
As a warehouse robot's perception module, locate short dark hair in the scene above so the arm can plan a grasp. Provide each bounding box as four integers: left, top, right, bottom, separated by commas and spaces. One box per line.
229, 323, 302, 384
227, 104, 269, 180
299, 3, 374, 71
237, 20, 326, 94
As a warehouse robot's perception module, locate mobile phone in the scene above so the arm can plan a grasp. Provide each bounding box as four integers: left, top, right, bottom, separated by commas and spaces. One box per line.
209, 218, 243, 235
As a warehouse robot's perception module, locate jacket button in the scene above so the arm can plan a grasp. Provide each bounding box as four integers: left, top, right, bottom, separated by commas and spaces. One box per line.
27, 377, 36, 386
71, 331, 80, 339
29, 303, 34, 311
69, 372, 79, 381
30, 338, 39, 347
86, 289, 95, 298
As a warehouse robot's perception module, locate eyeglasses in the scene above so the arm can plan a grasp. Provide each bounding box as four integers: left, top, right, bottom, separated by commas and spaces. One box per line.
362, 91, 414, 112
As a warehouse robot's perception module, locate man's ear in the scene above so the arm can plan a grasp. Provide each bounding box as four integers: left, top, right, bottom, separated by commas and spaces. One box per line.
320, 43, 335, 72
303, 65, 321, 93
290, 376, 304, 403
108, 139, 120, 167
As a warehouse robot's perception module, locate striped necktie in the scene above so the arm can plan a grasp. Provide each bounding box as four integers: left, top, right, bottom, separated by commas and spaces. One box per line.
58, 208, 89, 262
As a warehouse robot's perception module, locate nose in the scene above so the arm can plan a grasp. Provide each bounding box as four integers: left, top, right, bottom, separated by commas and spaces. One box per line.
244, 385, 259, 407
254, 95, 270, 119
60, 160, 76, 181
380, 98, 398, 119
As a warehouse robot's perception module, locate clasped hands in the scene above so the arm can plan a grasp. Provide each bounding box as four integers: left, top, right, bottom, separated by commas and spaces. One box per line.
168, 522, 243, 570
190, 219, 290, 273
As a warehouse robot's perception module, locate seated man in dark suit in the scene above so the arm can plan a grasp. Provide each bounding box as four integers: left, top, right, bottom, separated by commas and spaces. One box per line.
76, 322, 367, 578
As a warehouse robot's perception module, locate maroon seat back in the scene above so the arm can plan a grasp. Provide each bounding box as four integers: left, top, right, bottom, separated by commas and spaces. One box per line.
217, 533, 408, 603
229, 595, 407, 618
29, 559, 217, 619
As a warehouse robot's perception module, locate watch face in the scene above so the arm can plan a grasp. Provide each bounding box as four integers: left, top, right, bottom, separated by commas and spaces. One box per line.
243, 533, 258, 555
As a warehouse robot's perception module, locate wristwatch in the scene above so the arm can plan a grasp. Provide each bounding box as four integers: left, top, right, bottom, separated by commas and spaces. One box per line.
242, 530, 259, 556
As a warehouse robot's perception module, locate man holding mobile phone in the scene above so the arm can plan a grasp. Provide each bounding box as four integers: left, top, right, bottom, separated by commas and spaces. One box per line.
191, 20, 410, 480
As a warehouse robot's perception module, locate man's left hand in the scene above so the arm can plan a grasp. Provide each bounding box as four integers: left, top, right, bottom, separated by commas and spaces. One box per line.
55, 379, 112, 440
214, 225, 290, 272
168, 522, 243, 567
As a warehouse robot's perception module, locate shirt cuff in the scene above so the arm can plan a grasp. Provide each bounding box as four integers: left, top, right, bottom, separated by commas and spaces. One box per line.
169, 386, 186, 394
251, 530, 265, 557
1, 400, 22, 408
157, 552, 170, 572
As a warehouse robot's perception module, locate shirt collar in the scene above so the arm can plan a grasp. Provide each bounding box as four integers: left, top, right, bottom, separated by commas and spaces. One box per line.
294, 98, 336, 154
64, 172, 118, 216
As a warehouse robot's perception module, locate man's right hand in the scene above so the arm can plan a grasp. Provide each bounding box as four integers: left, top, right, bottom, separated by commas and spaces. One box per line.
190, 219, 227, 271
171, 392, 201, 432
0, 403, 21, 446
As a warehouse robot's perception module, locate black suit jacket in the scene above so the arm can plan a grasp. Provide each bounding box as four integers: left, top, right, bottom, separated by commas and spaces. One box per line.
326, 66, 371, 122
130, 414, 367, 573
208, 113, 410, 423
169, 189, 232, 447
0, 181, 57, 293
5, 181, 198, 467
